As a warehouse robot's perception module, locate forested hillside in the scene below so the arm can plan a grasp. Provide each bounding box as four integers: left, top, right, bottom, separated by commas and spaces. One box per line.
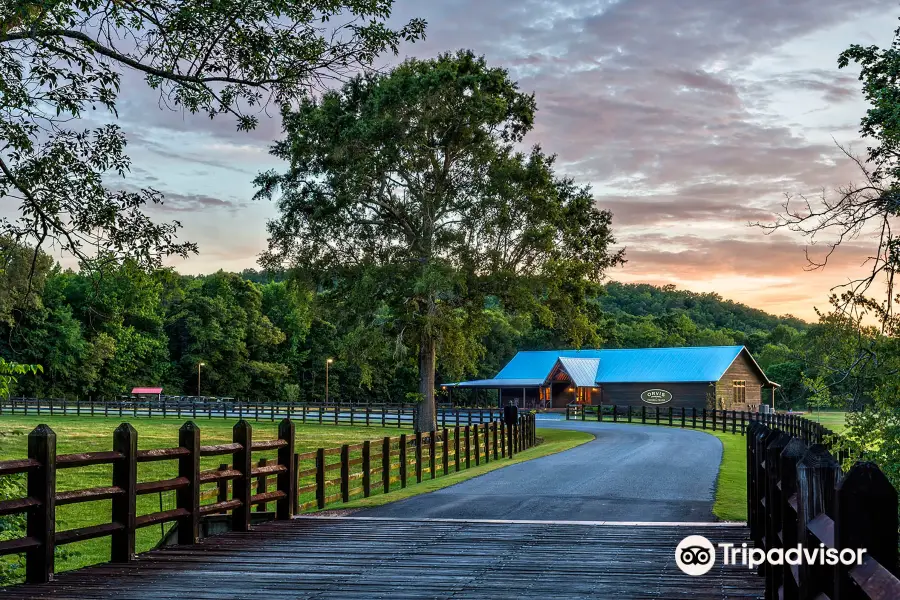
600, 282, 807, 333
1, 246, 829, 408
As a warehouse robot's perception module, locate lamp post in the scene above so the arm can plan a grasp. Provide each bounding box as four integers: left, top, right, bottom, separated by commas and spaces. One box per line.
198, 362, 205, 398
325, 358, 333, 405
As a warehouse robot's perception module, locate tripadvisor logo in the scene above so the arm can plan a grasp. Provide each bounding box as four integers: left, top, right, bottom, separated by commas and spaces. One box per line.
640, 389, 672, 405
675, 535, 866, 577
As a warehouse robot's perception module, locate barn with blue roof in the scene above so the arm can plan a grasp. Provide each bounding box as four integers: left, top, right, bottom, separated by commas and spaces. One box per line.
445, 346, 777, 411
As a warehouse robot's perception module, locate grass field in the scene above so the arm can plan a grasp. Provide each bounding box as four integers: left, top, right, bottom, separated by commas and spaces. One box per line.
0, 416, 407, 573
704, 430, 746, 522
801, 410, 847, 433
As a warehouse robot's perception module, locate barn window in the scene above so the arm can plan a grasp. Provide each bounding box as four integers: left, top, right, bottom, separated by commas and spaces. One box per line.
732, 380, 746, 405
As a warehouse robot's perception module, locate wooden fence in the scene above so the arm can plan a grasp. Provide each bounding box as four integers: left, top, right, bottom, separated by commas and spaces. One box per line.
748, 420, 900, 599
0, 413, 536, 584
1, 398, 502, 428
566, 404, 836, 440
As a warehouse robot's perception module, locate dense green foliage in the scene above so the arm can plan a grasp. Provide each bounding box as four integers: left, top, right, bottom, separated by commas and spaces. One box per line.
256, 51, 626, 429
0, 0, 425, 270
1, 244, 826, 406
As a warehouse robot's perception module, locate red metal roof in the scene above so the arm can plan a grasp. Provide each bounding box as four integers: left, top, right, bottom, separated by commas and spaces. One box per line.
131, 387, 163, 394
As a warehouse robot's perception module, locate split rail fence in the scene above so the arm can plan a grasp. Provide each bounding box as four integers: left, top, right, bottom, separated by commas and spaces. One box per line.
749, 420, 900, 599
1, 398, 501, 428
0, 413, 536, 584
566, 404, 835, 441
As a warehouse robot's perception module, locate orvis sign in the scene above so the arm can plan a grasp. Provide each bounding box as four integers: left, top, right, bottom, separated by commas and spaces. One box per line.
640, 389, 673, 405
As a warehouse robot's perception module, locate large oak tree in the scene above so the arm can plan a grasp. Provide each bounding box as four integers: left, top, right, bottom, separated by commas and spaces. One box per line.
257, 50, 625, 431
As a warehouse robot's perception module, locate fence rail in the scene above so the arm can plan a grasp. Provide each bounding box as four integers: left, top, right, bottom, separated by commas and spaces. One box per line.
748, 420, 900, 599
0, 413, 536, 584
0, 398, 502, 428
566, 404, 837, 441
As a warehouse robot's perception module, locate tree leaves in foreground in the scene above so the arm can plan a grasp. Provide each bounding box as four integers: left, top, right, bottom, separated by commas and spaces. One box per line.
0, 0, 425, 277
256, 50, 625, 430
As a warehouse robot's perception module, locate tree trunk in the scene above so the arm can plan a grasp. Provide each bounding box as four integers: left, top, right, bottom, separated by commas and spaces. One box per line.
415, 331, 437, 433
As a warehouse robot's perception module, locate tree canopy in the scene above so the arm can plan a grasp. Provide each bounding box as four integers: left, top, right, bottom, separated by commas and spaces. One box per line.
256, 50, 625, 430
0, 0, 425, 278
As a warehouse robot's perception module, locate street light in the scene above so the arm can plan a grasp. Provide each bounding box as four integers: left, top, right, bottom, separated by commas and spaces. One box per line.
198, 362, 205, 398
325, 358, 334, 405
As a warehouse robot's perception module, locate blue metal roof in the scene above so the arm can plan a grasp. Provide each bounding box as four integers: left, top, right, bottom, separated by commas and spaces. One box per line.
494, 346, 754, 384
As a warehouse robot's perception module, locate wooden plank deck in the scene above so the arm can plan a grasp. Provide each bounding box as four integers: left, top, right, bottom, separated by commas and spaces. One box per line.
1, 517, 763, 599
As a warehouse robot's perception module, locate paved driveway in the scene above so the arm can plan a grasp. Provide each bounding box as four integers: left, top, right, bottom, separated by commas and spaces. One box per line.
360, 420, 723, 522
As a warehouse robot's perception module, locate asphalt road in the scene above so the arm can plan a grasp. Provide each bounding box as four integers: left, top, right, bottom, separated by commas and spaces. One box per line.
359, 420, 723, 522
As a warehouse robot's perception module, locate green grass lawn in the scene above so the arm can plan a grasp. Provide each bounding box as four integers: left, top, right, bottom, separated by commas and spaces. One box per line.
334, 428, 594, 511
703, 430, 746, 522
0, 415, 407, 573
800, 410, 847, 433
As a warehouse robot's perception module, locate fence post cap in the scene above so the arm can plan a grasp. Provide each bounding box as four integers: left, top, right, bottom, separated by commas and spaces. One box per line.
781, 437, 808, 460
837, 461, 896, 498
179, 421, 200, 433
29, 424, 55, 437
798, 444, 840, 470
115, 422, 137, 435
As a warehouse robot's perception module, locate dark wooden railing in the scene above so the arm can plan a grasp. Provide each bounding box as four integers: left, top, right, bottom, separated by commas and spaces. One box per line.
748, 420, 900, 600
0, 398, 502, 428
566, 404, 836, 440
0, 413, 536, 583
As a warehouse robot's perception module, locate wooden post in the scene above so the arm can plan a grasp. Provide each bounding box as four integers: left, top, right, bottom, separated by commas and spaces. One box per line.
473, 425, 480, 466
499, 421, 506, 458
507, 418, 514, 459
177, 421, 201, 545
454, 427, 461, 472
834, 461, 898, 599
741, 411, 746, 435
415, 431, 423, 482
25, 425, 56, 584
797, 444, 840, 600
464, 426, 471, 469
442, 428, 449, 476
746, 421, 759, 538
232, 420, 252, 531
277, 418, 295, 520
340, 444, 350, 502
731, 410, 736, 434
702, 408, 707, 430
315, 448, 326, 509
779, 438, 808, 600
111, 423, 137, 563
692, 407, 696, 429
492, 422, 498, 460
256, 457, 269, 512
668, 406, 673, 426
217, 463, 229, 513
399, 433, 408, 488
362, 440, 371, 497
764, 431, 791, 597
429, 430, 436, 479
382, 437, 391, 494
642, 405, 646, 424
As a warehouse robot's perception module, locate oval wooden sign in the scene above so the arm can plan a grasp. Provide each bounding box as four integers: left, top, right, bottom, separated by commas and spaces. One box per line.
641, 389, 672, 405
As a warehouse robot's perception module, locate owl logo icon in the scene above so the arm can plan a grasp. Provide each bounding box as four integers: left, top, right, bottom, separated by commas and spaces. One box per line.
676, 535, 716, 576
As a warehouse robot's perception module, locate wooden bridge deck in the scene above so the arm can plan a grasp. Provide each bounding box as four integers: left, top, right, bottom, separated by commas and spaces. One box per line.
1, 517, 762, 599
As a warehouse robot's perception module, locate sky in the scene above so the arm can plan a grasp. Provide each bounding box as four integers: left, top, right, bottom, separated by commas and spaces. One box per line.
48, 0, 900, 321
